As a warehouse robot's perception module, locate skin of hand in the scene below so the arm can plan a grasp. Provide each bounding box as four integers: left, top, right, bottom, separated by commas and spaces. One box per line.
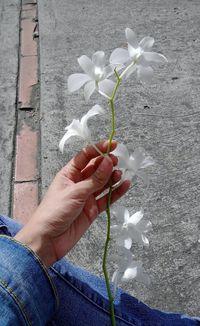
14, 141, 130, 267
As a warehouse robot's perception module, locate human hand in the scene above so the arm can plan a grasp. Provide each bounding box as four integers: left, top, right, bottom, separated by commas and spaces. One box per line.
14, 141, 130, 267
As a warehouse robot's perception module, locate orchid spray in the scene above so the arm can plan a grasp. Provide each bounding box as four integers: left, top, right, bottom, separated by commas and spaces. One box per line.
60, 28, 167, 325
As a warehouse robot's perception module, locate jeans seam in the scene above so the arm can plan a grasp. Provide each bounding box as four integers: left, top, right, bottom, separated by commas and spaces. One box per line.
0, 279, 32, 326
51, 267, 137, 326
0, 235, 60, 310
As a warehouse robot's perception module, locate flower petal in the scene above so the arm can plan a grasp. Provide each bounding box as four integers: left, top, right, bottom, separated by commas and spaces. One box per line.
81, 104, 105, 130
124, 207, 130, 224
116, 234, 131, 248
136, 219, 152, 234
112, 270, 123, 296
65, 119, 81, 132
68, 73, 91, 92
125, 28, 138, 48
111, 246, 133, 267
84, 80, 96, 102
139, 37, 154, 51
137, 55, 150, 67
78, 55, 95, 78
111, 225, 122, 237
59, 104, 104, 154
122, 265, 138, 281
124, 237, 132, 250
141, 234, 149, 246
136, 170, 149, 185
123, 170, 134, 181
59, 132, 72, 153
110, 48, 130, 64
98, 79, 116, 98
129, 210, 144, 226
125, 64, 137, 79
122, 262, 150, 285
127, 44, 140, 59
92, 51, 105, 68
112, 143, 130, 165
103, 65, 114, 78
145, 221, 152, 232
131, 148, 154, 170
130, 148, 146, 170
137, 65, 154, 83
59, 125, 82, 153
142, 52, 168, 63
126, 226, 147, 246
141, 155, 155, 168
112, 205, 127, 224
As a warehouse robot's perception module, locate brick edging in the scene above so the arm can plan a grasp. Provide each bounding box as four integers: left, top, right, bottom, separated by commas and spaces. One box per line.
12, 0, 39, 224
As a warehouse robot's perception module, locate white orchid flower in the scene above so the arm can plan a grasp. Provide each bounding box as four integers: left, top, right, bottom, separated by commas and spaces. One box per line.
68, 51, 116, 101
111, 206, 152, 247
59, 105, 105, 153
112, 143, 154, 184
110, 28, 167, 82
110, 246, 149, 295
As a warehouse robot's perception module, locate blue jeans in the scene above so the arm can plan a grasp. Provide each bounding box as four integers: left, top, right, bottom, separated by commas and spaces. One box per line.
0, 215, 199, 326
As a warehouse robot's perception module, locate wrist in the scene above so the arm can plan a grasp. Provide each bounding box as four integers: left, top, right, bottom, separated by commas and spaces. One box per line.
14, 225, 55, 268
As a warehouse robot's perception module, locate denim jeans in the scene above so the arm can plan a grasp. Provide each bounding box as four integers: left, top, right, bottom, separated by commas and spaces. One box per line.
0, 214, 199, 326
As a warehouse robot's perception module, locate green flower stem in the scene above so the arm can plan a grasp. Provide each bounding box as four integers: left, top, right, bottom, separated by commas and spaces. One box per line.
103, 70, 122, 326
107, 70, 121, 152
120, 61, 136, 79
107, 100, 115, 153
103, 186, 116, 326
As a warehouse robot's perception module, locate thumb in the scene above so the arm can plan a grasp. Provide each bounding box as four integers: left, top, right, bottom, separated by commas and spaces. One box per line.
77, 156, 113, 195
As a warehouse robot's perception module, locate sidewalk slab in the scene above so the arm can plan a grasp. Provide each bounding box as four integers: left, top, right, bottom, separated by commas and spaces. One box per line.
38, 0, 200, 315
0, 1, 20, 216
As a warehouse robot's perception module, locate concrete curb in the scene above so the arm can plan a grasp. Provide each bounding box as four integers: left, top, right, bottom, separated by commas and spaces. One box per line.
13, 0, 39, 224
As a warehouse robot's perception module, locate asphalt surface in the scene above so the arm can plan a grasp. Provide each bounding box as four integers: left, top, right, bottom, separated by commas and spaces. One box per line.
0, 0, 199, 316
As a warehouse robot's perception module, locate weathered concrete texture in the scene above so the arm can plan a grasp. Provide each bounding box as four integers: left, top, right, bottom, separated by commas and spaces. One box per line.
38, 0, 200, 315
0, 0, 20, 215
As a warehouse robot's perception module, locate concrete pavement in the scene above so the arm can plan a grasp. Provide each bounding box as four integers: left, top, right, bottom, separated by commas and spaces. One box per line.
0, 0, 199, 317
0, 0, 20, 216
0, 0, 39, 223
38, 0, 200, 315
